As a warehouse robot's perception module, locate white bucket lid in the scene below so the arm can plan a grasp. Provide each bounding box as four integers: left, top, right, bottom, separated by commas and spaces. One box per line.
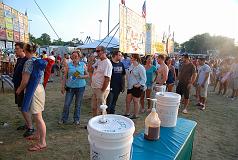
155, 92, 181, 100
87, 114, 135, 139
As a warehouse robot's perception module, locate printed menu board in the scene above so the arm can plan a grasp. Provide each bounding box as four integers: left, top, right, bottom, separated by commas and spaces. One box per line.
0, 28, 6, 39
14, 31, 20, 42
0, 16, 5, 29
6, 29, 13, 41
5, 17, 13, 30
3, 4, 11, 18
119, 4, 146, 54
0, 3, 4, 17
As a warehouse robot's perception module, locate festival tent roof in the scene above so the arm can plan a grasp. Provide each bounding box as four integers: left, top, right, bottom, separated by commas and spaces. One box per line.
76, 36, 119, 49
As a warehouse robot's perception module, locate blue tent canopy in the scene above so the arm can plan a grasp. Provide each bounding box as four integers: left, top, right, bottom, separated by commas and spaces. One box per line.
77, 36, 119, 49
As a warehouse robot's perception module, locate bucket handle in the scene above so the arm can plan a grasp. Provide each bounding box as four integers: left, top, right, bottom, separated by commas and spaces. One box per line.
130, 145, 133, 160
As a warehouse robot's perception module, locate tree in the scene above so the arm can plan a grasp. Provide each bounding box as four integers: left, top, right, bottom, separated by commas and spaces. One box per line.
29, 33, 36, 43
40, 33, 51, 45
173, 41, 180, 52
51, 38, 65, 46
181, 33, 235, 55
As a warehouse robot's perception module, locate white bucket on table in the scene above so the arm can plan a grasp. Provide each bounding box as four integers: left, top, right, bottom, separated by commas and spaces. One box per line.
87, 114, 135, 160
154, 85, 166, 93
155, 92, 181, 127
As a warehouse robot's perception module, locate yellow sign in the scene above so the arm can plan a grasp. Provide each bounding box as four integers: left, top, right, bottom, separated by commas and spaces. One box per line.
5, 17, 13, 30
6, 29, 13, 41
24, 33, 29, 43
154, 42, 165, 53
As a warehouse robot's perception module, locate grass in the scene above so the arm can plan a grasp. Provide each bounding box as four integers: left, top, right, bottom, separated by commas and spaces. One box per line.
0, 77, 238, 160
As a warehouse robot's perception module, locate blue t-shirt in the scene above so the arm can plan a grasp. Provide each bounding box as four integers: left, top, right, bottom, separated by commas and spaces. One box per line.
121, 58, 131, 69
66, 61, 86, 88
110, 61, 126, 92
12, 57, 28, 88
145, 65, 157, 87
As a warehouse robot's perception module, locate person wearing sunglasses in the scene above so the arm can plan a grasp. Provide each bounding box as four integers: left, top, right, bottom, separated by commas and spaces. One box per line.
91, 46, 112, 116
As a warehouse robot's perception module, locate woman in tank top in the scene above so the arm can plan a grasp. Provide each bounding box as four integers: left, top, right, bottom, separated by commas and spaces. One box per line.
59, 50, 89, 125
165, 57, 176, 92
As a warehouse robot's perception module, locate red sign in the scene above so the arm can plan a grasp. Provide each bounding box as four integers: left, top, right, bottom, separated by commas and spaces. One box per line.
0, 28, 6, 40
14, 31, 20, 42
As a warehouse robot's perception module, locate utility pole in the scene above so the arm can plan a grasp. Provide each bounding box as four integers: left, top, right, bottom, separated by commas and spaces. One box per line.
107, 0, 110, 36
99, 20, 102, 40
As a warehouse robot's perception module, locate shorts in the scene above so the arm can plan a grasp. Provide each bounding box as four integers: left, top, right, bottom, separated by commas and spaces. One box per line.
127, 86, 142, 98
146, 84, 153, 90
229, 77, 238, 90
199, 84, 208, 98
30, 84, 45, 114
176, 82, 190, 99
15, 88, 24, 108
92, 88, 110, 109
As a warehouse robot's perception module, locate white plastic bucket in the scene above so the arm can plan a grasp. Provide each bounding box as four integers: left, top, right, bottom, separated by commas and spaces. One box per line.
156, 92, 181, 127
87, 114, 135, 160
154, 85, 166, 93
155, 92, 181, 101
157, 104, 180, 127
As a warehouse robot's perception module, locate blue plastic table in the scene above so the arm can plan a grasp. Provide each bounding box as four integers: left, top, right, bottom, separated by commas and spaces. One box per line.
132, 118, 197, 160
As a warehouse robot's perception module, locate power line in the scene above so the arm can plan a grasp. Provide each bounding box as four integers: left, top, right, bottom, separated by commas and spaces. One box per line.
33, 0, 60, 39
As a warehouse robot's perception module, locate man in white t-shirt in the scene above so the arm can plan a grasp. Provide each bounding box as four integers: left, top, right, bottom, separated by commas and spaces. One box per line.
91, 46, 112, 116
197, 57, 212, 110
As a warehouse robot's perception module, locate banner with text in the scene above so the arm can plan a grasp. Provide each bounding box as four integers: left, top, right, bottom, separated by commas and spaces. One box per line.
20, 32, 24, 42
6, 29, 13, 41
119, 4, 146, 55
3, 4, 11, 18
14, 31, 20, 42
0, 16, 5, 29
5, 17, 13, 30
0, 3, 4, 17
0, 28, 6, 39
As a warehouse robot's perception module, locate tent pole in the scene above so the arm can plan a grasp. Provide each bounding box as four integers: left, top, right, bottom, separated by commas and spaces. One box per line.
106, 26, 119, 49
97, 22, 119, 47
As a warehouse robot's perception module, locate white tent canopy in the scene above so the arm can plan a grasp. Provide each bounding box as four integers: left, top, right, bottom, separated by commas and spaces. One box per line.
77, 36, 119, 49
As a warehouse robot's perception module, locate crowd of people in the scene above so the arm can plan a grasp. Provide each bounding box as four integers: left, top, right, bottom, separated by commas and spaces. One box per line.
11, 43, 238, 152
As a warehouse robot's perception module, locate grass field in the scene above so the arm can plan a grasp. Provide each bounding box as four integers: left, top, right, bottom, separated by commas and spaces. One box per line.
0, 77, 238, 160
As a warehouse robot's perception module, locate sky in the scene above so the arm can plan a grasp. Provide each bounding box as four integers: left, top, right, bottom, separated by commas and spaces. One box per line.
3, 0, 238, 43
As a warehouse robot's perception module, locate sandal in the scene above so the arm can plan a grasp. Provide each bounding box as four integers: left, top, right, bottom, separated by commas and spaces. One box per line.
28, 144, 47, 152
123, 114, 130, 117
130, 115, 139, 119
140, 109, 145, 113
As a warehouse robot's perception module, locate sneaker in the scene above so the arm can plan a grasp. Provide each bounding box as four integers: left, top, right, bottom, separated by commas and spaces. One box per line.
58, 120, 65, 124
196, 103, 202, 106
17, 124, 28, 130
182, 109, 188, 114
199, 105, 206, 111
23, 128, 35, 137
74, 121, 80, 125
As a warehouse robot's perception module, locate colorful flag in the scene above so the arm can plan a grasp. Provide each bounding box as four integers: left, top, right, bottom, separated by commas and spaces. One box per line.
121, 0, 125, 5
142, 1, 146, 18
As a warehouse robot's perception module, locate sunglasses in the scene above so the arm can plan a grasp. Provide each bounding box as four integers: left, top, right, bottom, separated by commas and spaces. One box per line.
96, 50, 101, 53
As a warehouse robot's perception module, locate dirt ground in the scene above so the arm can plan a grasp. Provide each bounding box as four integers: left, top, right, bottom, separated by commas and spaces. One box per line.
0, 77, 238, 160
